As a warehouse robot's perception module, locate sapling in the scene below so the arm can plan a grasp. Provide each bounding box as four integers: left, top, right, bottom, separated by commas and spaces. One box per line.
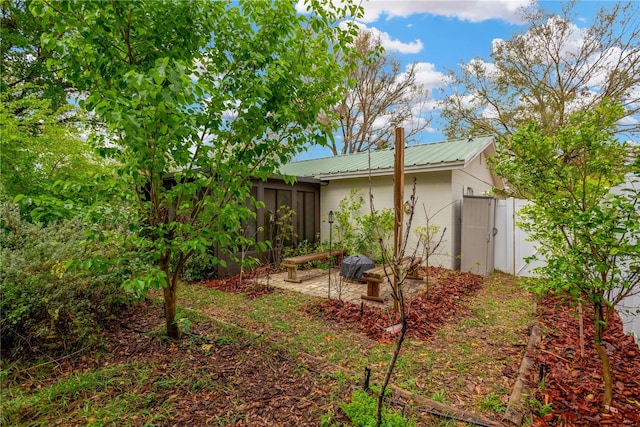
272, 205, 297, 269
414, 204, 448, 295
491, 101, 640, 410
369, 179, 420, 427
236, 225, 268, 289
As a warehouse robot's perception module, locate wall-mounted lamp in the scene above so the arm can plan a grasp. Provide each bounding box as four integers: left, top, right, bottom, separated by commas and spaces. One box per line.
405, 200, 415, 215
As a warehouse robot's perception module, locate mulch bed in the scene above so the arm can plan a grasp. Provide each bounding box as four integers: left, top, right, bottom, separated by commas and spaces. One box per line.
200, 266, 278, 299
303, 267, 484, 343
531, 296, 640, 426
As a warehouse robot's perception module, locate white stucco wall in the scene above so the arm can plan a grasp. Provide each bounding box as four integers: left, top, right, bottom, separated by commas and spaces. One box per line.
450, 151, 497, 199
319, 168, 490, 269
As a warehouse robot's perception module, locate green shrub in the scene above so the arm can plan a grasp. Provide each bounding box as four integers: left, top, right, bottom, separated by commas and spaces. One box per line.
340, 389, 415, 427
282, 239, 328, 268
333, 189, 393, 262
356, 209, 394, 262
181, 248, 219, 281
0, 203, 139, 360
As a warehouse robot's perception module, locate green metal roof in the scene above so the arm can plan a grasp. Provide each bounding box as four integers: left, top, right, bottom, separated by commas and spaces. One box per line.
280, 136, 495, 179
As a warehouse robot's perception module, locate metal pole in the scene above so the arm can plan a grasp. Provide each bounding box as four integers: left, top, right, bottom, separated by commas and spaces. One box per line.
328, 211, 334, 300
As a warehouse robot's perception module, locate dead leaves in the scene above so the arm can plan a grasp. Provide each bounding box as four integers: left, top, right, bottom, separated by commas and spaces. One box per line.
200, 272, 277, 299
304, 268, 483, 343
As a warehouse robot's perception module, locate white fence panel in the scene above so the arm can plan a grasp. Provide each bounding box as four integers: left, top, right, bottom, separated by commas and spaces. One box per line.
494, 198, 544, 276
618, 296, 640, 344
493, 199, 511, 274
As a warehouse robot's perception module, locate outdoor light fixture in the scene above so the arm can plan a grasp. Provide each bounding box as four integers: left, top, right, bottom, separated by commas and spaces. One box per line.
328, 211, 334, 299
404, 200, 413, 215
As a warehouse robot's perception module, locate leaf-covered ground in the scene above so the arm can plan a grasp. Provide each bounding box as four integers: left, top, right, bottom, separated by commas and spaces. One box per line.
2, 300, 355, 426
201, 267, 640, 425
107, 303, 353, 426
5, 268, 639, 426
531, 296, 640, 426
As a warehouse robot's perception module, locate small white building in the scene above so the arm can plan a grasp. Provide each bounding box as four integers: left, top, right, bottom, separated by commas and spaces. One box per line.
281, 136, 504, 270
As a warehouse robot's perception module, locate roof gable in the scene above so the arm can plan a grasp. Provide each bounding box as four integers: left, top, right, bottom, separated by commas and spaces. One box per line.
281, 136, 495, 179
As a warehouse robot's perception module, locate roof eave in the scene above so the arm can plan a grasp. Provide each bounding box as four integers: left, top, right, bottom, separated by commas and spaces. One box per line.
462, 136, 495, 166
311, 160, 467, 180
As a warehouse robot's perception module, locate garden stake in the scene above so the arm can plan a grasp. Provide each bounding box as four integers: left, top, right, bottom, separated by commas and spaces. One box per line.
363, 367, 371, 391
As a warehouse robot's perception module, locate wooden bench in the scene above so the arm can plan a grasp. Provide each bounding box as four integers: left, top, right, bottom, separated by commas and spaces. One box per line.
361, 257, 422, 302
282, 249, 347, 283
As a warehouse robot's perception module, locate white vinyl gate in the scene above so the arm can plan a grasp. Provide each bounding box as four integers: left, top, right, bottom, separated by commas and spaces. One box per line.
494, 198, 639, 345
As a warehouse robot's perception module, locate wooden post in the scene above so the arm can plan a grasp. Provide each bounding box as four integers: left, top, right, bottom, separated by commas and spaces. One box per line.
393, 128, 405, 311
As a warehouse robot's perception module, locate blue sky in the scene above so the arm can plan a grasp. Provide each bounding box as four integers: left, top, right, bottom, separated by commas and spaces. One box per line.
297, 0, 608, 160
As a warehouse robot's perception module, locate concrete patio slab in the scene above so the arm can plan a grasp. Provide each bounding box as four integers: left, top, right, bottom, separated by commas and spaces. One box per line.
254, 267, 427, 308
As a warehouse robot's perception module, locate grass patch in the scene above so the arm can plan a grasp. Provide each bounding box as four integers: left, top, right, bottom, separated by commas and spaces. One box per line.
430, 390, 446, 403
341, 389, 416, 427
4, 270, 534, 424
180, 271, 534, 418
480, 392, 507, 413
414, 272, 534, 414
0, 363, 174, 426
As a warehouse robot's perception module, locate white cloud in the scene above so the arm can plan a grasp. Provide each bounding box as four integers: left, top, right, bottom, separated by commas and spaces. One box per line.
382, 34, 423, 54
354, 23, 423, 54
296, 0, 529, 24
464, 57, 499, 79
359, 0, 530, 24
411, 62, 449, 90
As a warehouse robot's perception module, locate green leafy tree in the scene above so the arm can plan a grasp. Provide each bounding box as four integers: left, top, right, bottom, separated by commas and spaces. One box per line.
1, 0, 104, 202
441, 1, 640, 140
33, 0, 362, 338
1, 0, 69, 108
491, 101, 640, 410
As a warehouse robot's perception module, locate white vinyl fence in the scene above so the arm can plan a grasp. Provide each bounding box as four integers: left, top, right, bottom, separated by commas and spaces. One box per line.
494, 198, 640, 345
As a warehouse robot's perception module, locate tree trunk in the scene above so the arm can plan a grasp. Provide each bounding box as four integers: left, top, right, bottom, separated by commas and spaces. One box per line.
164, 281, 180, 339
594, 340, 613, 409
578, 304, 585, 357
376, 318, 407, 427
594, 302, 612, 409
424, 258, 430, 298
